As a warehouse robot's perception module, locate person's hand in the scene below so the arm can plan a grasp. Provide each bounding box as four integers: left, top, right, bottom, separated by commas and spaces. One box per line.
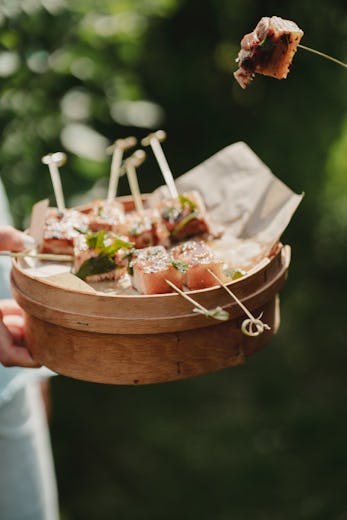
0, 227, 39, 368
0, 225, 35, 252
0, 299, 41, 368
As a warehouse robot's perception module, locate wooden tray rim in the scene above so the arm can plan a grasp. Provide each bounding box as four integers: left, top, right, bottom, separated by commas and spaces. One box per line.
12, 243, 289, 300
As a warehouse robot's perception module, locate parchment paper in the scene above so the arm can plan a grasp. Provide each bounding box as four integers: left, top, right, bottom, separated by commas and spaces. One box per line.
151, 141, 303, 269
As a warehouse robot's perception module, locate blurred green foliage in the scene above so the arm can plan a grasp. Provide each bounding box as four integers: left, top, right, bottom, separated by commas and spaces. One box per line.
1, 0, 347, 519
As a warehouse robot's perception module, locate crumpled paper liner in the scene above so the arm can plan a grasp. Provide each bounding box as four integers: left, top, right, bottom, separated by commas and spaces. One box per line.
151, 141, 303, 270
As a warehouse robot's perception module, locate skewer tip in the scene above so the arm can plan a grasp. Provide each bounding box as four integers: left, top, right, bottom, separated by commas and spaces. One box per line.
106, 136, 137, 155
120, 150, 146, 173
41, 152, 67, 167
141, 130, 167, 147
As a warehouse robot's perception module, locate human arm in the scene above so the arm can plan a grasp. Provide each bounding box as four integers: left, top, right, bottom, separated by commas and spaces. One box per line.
0, 225, 39, 368
0, 299, 41, 368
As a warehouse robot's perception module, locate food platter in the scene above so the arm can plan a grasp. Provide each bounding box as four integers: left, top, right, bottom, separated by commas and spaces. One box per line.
11, 232, 290, 385
9, 139, 300, 385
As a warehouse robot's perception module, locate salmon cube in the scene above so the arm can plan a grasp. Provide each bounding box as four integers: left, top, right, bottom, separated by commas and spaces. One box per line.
170, 240, 226, 290
131, 246, 182, 295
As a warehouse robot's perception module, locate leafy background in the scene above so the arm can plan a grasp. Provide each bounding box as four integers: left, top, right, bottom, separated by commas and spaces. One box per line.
1, 0, 347, 518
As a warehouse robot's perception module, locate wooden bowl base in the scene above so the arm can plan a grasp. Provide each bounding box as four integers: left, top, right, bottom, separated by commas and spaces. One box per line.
25, 296, 279, 385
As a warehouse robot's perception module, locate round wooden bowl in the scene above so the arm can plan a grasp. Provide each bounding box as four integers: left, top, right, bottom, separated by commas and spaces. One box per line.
10, 243, 291, 385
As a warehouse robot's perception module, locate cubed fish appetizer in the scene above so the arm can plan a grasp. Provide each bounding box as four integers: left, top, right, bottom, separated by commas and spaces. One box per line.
170, 240, 227, 290
73, 230, 134, 282
40, 208, 89, 255
123, 209, 170, 249
156, 191, 212, 242
130, 245, 182, 295
88, 199, 125, 232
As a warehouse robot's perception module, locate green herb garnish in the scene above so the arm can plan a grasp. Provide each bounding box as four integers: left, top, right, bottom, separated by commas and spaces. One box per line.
172, 211, 198, 238
75, 255, 118, 280
86, 230, 133, 255
224, 266, 245, 280
171, 260, 189, 273
86, 230, 106, 252
258, 36, 274, 50
76, 231, 134, 280
179, 194, 197, 210
103, 237, 134, 257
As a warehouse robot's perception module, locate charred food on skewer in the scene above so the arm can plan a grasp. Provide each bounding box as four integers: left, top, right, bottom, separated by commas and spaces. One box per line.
234, 16, 304, 89
155, 191, 214, 242
40, 208, 89, 255
73, 230, 134, 282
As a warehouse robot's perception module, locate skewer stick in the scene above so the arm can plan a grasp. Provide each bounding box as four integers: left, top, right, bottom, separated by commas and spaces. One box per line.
41, 152, 67, 214
106, 136, 137, 202
141, 130, 179, 199
121, 150, 146, 213
165, 279, 229, 321
298, 44, 347, 69
0, 251, 73, 262
207, 269, 271, 336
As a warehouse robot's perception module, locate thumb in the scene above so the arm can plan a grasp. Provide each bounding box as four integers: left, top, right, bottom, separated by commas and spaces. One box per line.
0, 226, 36, 252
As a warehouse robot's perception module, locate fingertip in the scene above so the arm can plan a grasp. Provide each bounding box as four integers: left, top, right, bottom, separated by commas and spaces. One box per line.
22, 234, 36, 248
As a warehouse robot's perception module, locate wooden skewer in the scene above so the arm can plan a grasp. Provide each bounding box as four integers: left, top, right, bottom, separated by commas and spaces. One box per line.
298, 44, 347, 69
165, 279, 229, 321
0, 251, 73, 262
141, 130, 179, 199
106, 136, 137, 202
121, 150, 146, 213
207, 269, 271, 336
41, 152, 67, 214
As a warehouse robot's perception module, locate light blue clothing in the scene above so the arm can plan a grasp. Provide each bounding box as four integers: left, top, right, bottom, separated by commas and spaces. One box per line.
0, 177, 59, 519
0, 383, 59, 520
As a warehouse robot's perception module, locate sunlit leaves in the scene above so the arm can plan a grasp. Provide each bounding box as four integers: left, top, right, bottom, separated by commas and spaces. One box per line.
0, 0, 177, 227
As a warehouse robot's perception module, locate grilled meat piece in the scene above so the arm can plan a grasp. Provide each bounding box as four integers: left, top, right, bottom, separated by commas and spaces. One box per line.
234, 16, 304, 88
156, 191, 212, 242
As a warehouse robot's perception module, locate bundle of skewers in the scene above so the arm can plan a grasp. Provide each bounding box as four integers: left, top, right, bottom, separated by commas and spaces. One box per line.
5, 131, 273, 337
